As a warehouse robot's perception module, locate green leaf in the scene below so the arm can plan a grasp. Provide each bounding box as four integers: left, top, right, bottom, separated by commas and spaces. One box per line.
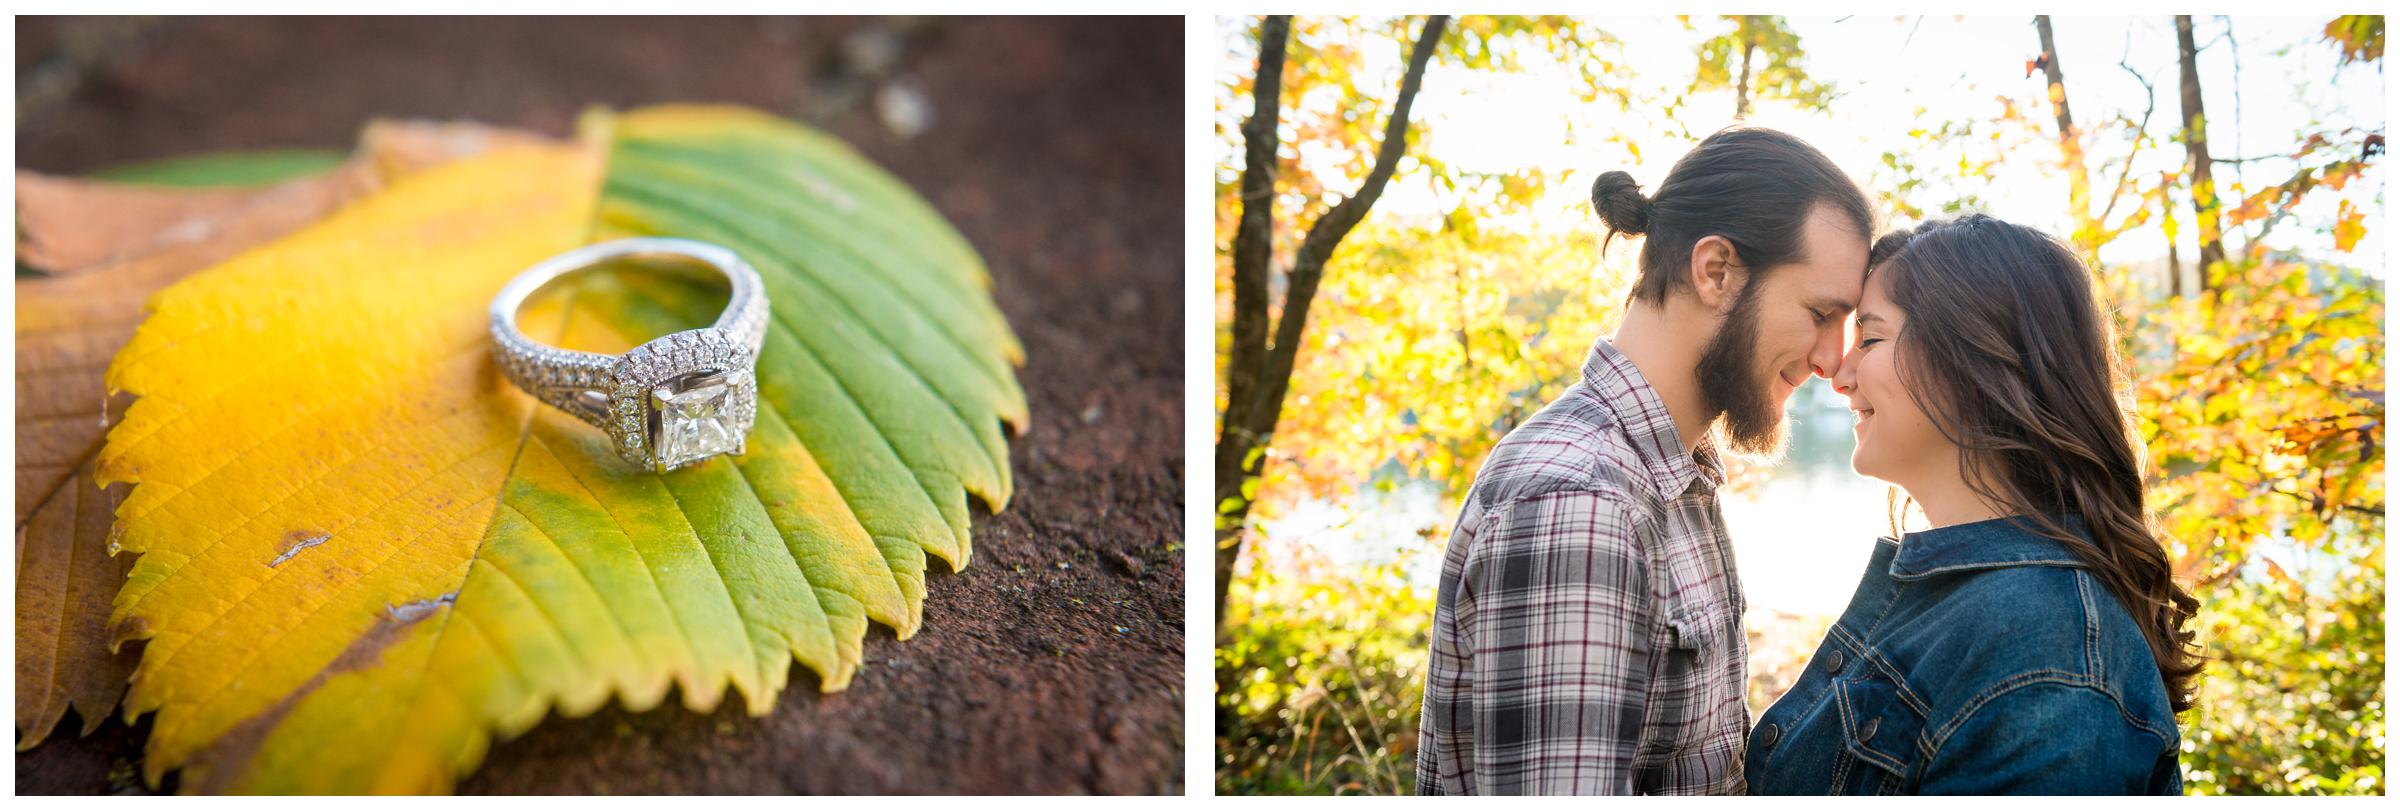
90, 149, 349, 188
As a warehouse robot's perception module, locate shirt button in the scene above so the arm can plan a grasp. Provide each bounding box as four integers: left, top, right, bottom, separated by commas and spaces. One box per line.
1823, 649, 1847, 674
1758, 723, 1782, 748
1859, 717, 1881, 743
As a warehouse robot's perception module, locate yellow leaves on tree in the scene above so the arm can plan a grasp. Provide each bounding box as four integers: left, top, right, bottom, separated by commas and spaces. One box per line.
2133, 259, 2383, 585
2332, 199, 2367, 252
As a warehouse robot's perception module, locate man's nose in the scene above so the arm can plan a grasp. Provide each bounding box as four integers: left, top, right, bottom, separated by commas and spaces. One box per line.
1810, 334, 1845, 381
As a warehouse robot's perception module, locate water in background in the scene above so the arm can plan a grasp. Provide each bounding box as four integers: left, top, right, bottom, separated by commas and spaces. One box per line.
1723, 379, 1900, 617
1260, 378, 1899, 620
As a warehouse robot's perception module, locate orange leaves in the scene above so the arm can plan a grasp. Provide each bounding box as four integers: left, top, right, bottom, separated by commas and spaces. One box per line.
2319, 160, 2363, 191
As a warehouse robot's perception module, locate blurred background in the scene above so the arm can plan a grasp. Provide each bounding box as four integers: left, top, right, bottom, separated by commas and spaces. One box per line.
1214, 14, 2383, 795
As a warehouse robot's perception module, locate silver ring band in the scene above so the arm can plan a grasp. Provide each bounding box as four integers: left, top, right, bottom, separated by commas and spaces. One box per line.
489, 237, 769, 472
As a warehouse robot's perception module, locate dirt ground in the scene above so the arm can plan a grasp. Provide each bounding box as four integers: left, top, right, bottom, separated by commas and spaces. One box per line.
14, 15, 1185, 795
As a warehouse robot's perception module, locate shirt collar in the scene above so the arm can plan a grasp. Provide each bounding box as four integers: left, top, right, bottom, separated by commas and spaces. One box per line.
1888, 514, 2092, 581
1580, 337, 1724, 498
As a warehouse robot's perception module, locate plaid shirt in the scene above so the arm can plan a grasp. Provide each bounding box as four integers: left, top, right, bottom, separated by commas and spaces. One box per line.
1415, 337, 1751, 795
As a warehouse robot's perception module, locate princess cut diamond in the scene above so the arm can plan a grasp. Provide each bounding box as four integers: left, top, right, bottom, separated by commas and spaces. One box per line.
650, 369, 742, 469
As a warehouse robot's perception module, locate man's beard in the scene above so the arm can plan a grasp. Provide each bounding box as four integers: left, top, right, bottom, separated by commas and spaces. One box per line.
1694, 284, 1790, 461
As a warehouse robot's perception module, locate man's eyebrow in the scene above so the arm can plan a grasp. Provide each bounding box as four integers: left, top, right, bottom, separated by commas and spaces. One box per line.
1806, 296, 1857, 313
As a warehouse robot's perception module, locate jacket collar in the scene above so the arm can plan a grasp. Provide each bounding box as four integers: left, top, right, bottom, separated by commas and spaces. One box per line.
1579, 337, 1725, 499
1888, 514, 2092, 581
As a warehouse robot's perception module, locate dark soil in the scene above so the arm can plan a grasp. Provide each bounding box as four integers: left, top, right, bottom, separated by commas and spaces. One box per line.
14, 15, 1184, 795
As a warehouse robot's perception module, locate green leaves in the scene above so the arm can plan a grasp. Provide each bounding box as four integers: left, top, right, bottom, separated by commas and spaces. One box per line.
1688, 16, 1834, 114
2181, 546, 2385, 795
90, 149, 350, 188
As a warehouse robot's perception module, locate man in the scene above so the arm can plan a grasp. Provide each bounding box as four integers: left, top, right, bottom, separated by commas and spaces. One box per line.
1414, 127, 1873, 795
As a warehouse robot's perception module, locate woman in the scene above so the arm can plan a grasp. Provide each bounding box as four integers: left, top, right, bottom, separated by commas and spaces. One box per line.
1743, 215, 2200, 795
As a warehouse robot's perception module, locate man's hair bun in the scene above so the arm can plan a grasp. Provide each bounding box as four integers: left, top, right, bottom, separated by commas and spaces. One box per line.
1591, 170, 1652, 237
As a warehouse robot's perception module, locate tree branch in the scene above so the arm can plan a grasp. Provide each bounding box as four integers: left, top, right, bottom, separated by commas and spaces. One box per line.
2036, 16, 2096, 257
2096, 58, 2159, 230
2268, 484, 2386, 518
1247, 15, 1449, 446
2036, 16, 2075, 135
1213, 15, 1448, 618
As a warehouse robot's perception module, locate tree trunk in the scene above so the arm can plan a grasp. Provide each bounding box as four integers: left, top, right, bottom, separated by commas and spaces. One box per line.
2035, 16, 2097, 258
2167, 242, 2184, 297
2177, 15, 2227, 288
1216, 14, 1292, 624
2169, 241, 2188, 297
1735, 37, 1755, 117
2162, 172, 2185, 297
1215, 16, 1449, 619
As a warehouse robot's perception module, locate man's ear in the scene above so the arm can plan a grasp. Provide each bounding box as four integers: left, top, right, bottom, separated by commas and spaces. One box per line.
1687, 235, 1745, 313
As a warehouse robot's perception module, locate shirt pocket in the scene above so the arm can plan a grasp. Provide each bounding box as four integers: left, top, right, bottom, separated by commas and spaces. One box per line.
1653, 598, 1745, 746
1831, 669, 1929, 794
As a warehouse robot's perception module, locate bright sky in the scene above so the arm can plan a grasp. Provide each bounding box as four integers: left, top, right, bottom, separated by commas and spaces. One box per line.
1223, 15, 2387, 617
1220, 14, 2386, 269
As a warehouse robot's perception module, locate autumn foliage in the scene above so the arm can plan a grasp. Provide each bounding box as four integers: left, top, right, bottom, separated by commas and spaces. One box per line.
1216, 15, 2383, 795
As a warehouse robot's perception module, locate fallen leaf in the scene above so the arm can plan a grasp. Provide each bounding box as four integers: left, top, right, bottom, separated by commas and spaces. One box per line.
97, 105, 1025, 793
13, 457, 134, 752
14, 121, 545, 751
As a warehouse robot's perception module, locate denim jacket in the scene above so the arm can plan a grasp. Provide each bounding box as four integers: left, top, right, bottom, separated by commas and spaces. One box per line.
1744, 516, 2183, 795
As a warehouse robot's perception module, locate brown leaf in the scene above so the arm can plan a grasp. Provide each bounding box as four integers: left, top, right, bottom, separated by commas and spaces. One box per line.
12, 120, 552, 750
14, 457, 136, 750
15, 177, 307, 277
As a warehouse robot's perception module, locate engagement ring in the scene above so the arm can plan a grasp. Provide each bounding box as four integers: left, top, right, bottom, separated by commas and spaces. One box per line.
489, 237, 768, 473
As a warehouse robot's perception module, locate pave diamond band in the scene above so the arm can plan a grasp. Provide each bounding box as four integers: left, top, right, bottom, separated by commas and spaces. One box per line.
489, 237, 768, 473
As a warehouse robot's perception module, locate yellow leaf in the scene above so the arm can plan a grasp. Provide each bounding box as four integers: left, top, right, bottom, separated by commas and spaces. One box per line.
98, 140, 608, 794
2332, 199, 2366, 252
96, 106, 1025, 793
14, 121, 543, 752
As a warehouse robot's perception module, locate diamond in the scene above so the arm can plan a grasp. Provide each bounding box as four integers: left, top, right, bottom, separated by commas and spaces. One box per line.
650, 369, 742, 469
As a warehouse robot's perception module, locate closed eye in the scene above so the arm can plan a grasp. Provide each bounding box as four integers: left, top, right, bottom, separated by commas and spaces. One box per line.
1857, 337, 1884, 349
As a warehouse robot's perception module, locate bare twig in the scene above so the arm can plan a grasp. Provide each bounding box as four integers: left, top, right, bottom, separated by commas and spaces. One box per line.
2098, 58, 2160, 228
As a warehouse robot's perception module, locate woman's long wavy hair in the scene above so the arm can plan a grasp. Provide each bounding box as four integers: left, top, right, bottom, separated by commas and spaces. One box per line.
1869, 214, 2202, 713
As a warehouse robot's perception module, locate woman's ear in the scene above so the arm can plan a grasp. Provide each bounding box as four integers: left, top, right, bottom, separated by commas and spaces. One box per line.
1688, 235, 1745, 313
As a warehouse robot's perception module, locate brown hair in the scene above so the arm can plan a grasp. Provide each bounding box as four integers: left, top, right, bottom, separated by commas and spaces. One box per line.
1868, 214, 2202, 713
1592, 126, 1873, 305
